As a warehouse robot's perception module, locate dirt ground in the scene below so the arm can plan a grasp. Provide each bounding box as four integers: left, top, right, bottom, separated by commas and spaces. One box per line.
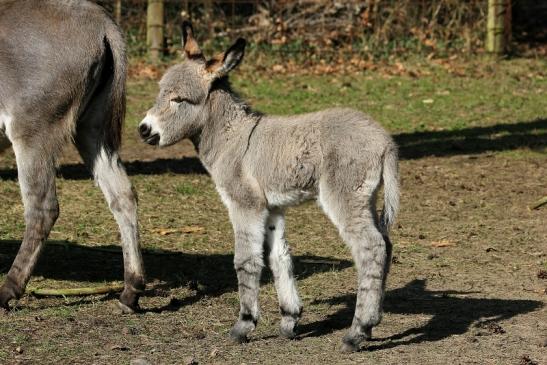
0, 68, 546, 364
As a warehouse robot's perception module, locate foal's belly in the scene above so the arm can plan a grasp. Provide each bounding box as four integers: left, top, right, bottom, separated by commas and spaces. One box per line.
0, 111, 12, 153
265, 189, 315, 208
0, 134, 10, 153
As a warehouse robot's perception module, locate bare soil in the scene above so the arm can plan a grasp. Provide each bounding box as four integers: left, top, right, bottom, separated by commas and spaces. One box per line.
0, 67, 546, 364
0, 134, 545, 364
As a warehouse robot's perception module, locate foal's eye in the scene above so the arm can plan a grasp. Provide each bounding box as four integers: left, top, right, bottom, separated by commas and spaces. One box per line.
170, 96, 194, 105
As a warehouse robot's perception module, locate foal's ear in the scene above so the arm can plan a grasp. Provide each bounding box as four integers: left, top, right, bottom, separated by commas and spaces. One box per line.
206, 38, 246, 78
181, 21, 203, 60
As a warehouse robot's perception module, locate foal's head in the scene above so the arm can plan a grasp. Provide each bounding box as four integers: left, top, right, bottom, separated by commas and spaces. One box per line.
139, 22, 246, 147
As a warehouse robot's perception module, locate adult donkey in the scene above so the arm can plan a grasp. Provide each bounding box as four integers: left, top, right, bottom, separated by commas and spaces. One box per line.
139, 22, 399, 352
0, 0, 145, 313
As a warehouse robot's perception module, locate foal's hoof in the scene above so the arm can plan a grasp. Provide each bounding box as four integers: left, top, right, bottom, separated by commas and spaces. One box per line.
229, 329, 249, 344
229, 320, 255, 344
340, 334, 362, 353
115, 300, 139, 314
279, 316, 298, 339
340, 340, 360, 353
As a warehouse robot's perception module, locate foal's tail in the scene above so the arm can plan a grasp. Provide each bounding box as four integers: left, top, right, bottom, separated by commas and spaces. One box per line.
380, 143, 400, 235
103, 20, 127, 153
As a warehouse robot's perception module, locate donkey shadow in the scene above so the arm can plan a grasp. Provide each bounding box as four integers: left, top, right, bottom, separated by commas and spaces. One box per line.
0, 118, 545, 181
0, 239, 351, 312
298, 279, 543, 350
0, 241, 543, 349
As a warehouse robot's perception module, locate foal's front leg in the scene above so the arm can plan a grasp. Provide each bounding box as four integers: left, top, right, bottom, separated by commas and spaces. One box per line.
227, 202, 268, 343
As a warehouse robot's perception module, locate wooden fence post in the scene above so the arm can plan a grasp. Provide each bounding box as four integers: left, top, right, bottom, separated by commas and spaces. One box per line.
147, 0, 164, 62
487, 0, 511, 55
114, 0, 122, 25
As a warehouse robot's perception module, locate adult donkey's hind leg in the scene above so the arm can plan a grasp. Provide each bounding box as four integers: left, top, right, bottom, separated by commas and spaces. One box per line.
266, 210, 302, 339
75, 106, 145, 313
0, 139, 59, 310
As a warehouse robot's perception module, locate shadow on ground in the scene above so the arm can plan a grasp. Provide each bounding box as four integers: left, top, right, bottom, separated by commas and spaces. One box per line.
0, 118, 545, 181
299, 279, 543, 351
1, 240, 542, 349
0, 239, 351, 312
396, 118, 547, 159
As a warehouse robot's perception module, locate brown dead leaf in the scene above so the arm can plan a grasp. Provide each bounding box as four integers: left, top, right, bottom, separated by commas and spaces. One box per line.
180, 226, 205, 234
431, 239, 455, 248
151, 226, 205, 236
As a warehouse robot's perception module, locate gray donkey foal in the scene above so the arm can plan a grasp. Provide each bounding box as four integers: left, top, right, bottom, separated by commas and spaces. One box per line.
139, 23, 399, 352
0, 0, 145, 313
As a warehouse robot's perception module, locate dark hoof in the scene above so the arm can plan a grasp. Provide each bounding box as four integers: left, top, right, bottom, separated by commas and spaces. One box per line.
116, 300, 140, 314
229, 319, 255, 344
279, 316, 298, 339
340, 340, 360, 353
0, 305, 9, 316
229, 329, 249, 344
0, 293, 12, 314
341, 333, 363, 353
118, 287, 142, 314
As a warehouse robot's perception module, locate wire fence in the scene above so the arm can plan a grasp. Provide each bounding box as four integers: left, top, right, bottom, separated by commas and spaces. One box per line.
94, 0, 546, 60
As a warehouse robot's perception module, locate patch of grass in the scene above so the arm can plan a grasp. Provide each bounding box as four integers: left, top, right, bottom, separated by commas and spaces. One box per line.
0, 58, 546, 364
174, 182, 199, 196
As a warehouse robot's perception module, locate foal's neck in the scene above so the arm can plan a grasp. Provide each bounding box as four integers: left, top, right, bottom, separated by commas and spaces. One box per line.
197, 81, 261, 169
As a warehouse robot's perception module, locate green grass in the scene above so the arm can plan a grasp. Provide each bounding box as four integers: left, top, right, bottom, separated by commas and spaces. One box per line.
126, 58, 547, 140
0, 58, 546, 364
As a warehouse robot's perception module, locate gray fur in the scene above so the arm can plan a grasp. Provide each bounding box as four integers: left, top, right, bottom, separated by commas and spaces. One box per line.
0, 0, 145, 312
139, 24, 399, 351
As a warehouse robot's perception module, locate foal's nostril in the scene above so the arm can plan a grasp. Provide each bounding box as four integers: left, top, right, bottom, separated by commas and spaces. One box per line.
139, 123, 151, 138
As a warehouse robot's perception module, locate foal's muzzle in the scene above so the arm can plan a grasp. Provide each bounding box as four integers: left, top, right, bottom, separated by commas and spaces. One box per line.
138, 123, 160, 145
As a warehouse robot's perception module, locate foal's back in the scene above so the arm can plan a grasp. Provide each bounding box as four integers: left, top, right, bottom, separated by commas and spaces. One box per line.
244, 107, 394, 200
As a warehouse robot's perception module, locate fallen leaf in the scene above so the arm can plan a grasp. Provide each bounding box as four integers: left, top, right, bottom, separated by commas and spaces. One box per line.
109, 344, 129, 351
431, 239, 455, 248
209, 348, 219, 358
180, 226, 205, 234
151, 226, 205, 235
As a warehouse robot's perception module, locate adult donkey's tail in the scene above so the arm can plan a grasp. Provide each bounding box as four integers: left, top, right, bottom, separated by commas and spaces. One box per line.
380, 144, 400, 234
103, 20, 127, 152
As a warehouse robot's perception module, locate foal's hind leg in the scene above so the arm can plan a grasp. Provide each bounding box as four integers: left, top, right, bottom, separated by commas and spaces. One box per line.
0, 140, 59, 310
319, 180, 390, 352
75, 127, 145, 313
266, 210, 302, 339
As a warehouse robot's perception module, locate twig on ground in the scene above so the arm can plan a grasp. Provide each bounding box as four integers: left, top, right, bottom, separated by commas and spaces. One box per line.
529, 196, 547, 210
299, 258, 341, 265
28, 284, 125, 297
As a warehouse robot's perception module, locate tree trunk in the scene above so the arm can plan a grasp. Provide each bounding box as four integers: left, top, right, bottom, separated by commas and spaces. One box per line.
204, 0, 213, 37
487, 0, 511, 55
147, 0, 164, 62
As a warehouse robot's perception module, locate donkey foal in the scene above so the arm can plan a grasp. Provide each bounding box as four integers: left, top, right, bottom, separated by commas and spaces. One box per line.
139, 22, 400, 352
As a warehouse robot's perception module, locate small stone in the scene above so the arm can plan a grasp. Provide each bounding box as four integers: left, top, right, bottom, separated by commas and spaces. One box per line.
184, 356, 198, 365
15, 346, 23, 354
130, 357, 152, 365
